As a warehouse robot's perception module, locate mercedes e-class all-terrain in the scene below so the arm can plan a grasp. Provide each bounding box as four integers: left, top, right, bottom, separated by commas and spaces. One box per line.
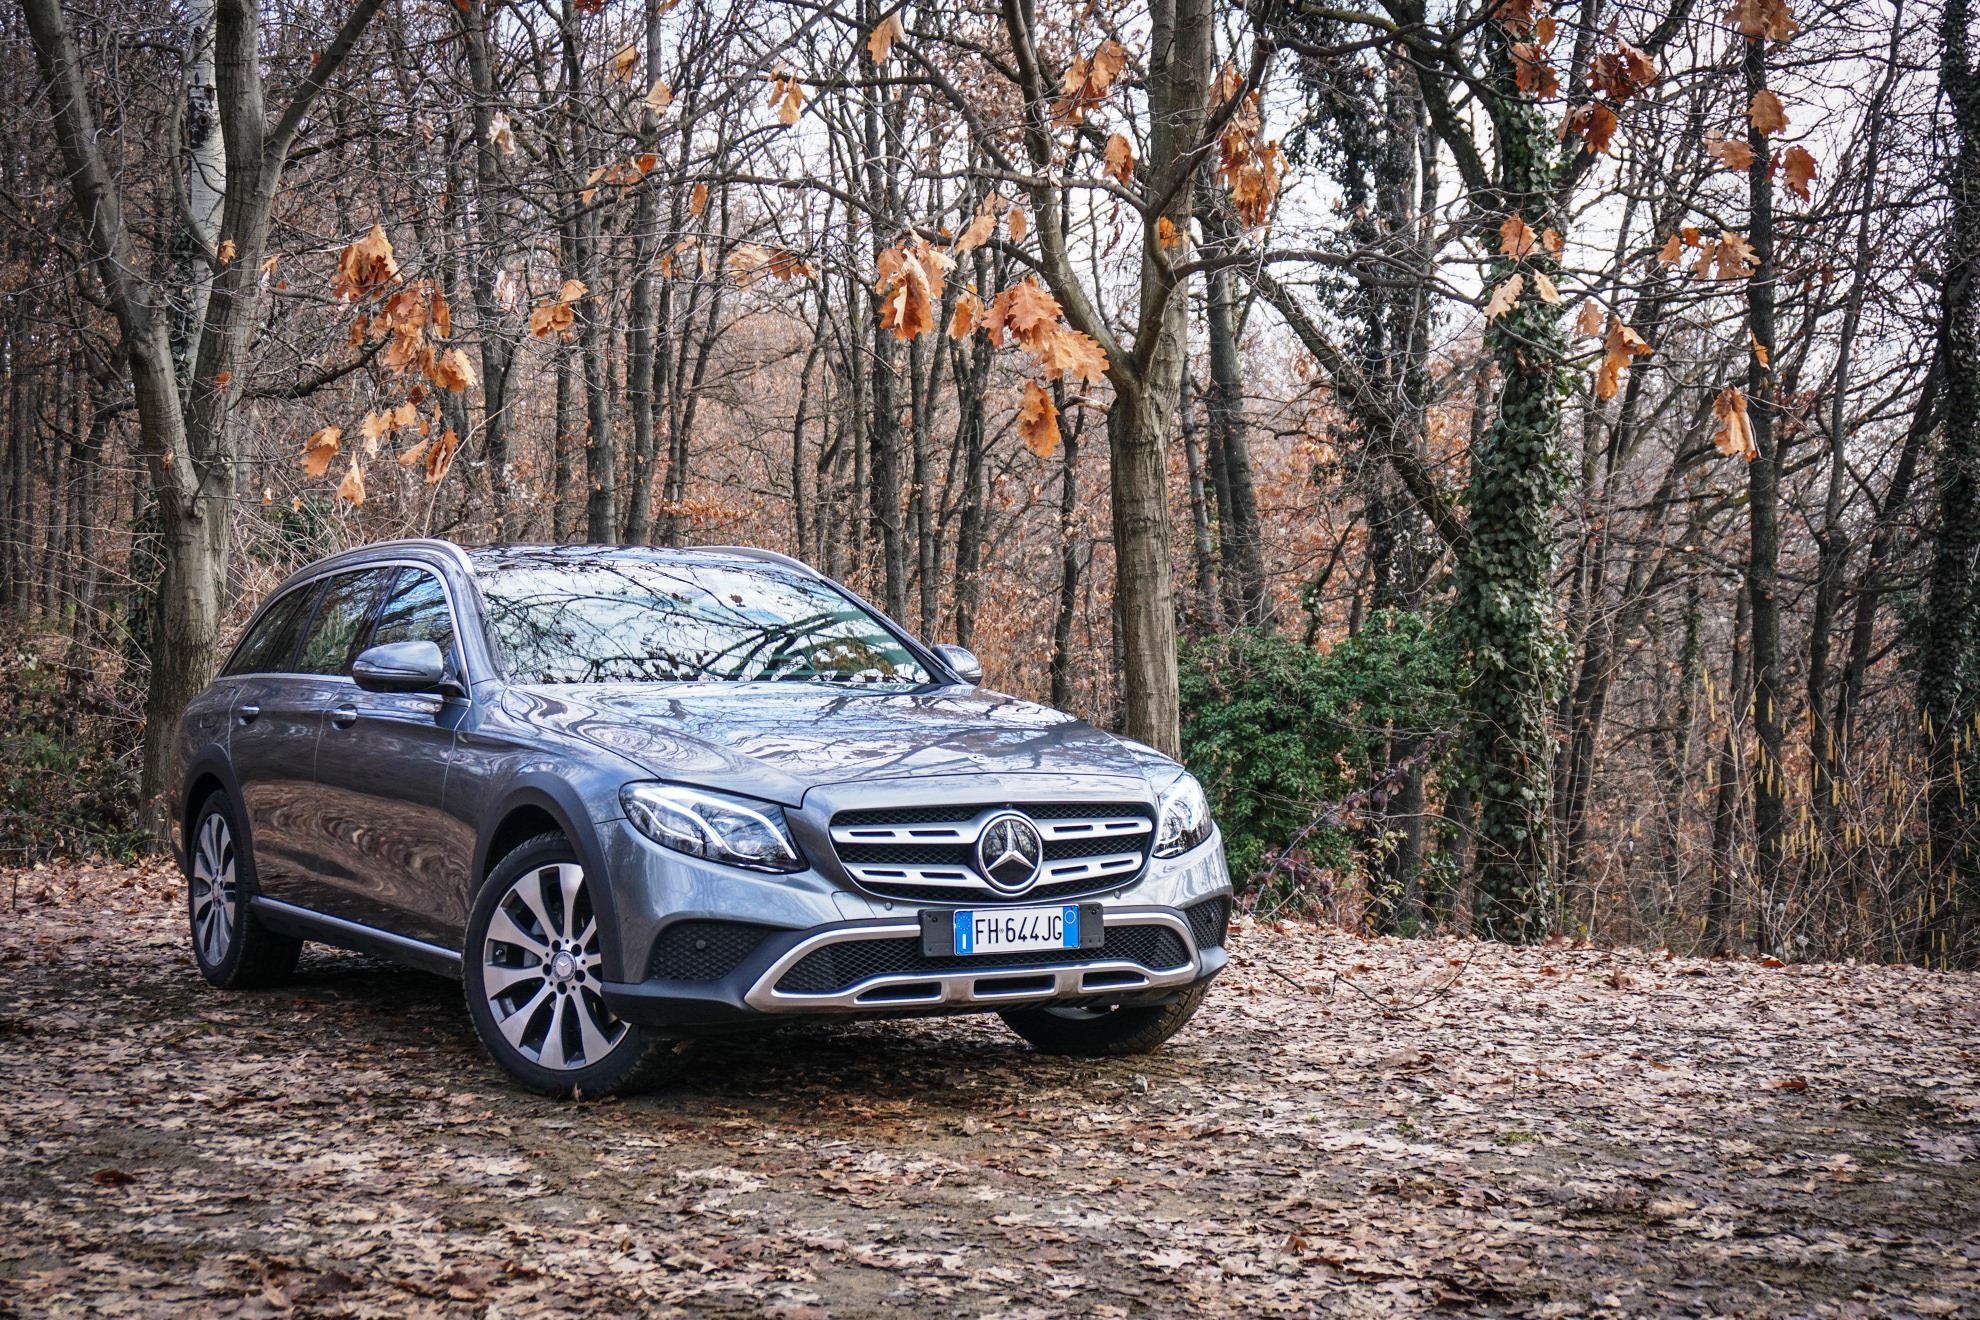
172, 540, 1232, 1094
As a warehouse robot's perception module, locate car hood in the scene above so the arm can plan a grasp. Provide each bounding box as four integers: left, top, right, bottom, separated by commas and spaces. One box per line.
497, 682, 1163, 806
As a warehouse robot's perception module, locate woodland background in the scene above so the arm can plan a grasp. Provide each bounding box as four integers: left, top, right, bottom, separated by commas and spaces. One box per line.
3, 0, 1977, 965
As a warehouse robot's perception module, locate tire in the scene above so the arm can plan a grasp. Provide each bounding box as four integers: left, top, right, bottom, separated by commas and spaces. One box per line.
462, 833, 682, 1097
185, 790, 303, 990
999, 981, 1210, 1057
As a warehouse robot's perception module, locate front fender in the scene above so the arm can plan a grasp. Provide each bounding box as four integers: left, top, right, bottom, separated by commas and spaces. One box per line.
471, 774, 633, 983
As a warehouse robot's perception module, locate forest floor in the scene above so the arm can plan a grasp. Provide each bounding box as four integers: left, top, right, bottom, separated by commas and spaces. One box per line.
0, 861, 1975, 1319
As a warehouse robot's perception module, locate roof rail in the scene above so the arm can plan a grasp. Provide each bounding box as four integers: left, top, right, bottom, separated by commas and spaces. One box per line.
688, 544, 820, 576
349, 537, 477, 573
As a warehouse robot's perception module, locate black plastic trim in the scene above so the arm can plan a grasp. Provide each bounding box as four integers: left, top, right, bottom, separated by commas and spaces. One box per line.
251, 897, 462, 978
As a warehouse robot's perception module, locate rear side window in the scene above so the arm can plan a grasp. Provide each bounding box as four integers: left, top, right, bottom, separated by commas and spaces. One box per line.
295, 569, 394, 676
223, 584, 316, 676
368, 569, 457, 663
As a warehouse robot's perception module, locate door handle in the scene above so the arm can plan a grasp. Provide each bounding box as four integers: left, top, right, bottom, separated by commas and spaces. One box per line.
237, 704, 260, 725
330, 704, 359, 728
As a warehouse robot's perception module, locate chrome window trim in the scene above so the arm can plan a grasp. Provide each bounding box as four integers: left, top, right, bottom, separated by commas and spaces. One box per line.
221, 557, 472, 689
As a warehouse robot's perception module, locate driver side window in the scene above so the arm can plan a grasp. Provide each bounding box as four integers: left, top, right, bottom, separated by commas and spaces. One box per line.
295, 569, 394, 676
367, 569, 458, 673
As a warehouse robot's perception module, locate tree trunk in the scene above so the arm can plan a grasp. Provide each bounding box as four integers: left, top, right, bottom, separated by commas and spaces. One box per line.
454, 0, 519, 540
1050, 406, 1080, 711
1807, 10, 1901, 901
1709, 586, 1752, 954
999, 0, 1204, 757
1922, 0, 1980, 967
553, 343, 578, 542
1458, 34, 1568, 940
861, 7, 908, 617
24, 0, 383, 825
1204, 267, 1270, 626
1740, 35, 1788, 953
181, 0, 225, 358
1180, 386, 1221, 633
950, 285, 991, 647
1107, 379, 1185, 754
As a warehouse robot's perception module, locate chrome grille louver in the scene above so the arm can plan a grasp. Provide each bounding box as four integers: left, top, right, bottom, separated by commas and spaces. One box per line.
828, 802, 1152, 903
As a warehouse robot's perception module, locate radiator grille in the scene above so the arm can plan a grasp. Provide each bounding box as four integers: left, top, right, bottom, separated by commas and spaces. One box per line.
774, 924, 1189, 995
829, 801, 1153, 904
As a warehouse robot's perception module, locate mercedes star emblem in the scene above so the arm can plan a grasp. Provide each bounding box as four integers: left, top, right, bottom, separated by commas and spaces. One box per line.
975, 812, 1044, 893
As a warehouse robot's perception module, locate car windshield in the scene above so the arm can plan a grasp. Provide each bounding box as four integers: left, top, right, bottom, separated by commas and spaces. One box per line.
472, 553, 932, 688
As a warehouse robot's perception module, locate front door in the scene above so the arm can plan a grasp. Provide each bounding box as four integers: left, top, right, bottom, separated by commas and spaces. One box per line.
310, 566, 469, 947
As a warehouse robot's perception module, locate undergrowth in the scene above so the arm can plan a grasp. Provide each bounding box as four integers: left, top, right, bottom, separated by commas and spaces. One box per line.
0, 628, 147, 865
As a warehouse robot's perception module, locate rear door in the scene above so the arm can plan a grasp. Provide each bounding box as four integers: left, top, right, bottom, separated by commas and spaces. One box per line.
310, 565, 470, 945
224, 580, 325, 906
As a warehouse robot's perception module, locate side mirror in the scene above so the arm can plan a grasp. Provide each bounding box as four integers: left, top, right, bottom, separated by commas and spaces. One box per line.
352, 640, 448, 694
932, 643, 983, 685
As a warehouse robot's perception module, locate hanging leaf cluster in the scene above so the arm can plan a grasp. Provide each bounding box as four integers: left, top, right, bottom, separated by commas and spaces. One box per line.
867, 11, 904, 66
769, 71, 804, 126
1053, 39, 1126, 126
730, 244, 816, 287
1657, 227, 1755, 279
1213, 66, 1284, 229
875, 238, 954, 341
529, 279, 589, 338
1483, 213, 1564, 323
1713, 385, 1757, 461
872, 220, 1106, 459
580, 152, 661, 206
1596, 318, 1653, 400
1569, 38, 1657, 155
309, 226, 477, 504
1702, 0, 1817, 204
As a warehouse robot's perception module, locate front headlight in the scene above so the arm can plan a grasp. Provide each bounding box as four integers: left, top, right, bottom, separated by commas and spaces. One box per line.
620, 782, 804, 873
1152, 771, 1213, 858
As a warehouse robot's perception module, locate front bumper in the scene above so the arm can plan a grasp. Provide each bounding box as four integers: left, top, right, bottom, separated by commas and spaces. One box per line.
594, 815, 1233, 1031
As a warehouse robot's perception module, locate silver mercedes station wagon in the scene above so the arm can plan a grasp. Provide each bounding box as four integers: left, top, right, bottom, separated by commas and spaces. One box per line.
172, 541, 1233, 1094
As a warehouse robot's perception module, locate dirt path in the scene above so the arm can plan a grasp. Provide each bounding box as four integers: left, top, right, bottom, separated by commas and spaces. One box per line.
0, 860, 1975, 1318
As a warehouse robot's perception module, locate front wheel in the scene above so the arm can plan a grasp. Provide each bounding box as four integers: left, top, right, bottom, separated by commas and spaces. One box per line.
999, 981, 1210, 1057
462, 834, 678, 1097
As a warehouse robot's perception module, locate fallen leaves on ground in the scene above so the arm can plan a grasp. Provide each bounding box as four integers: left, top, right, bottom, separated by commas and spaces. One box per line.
0, 860, 1974, 1318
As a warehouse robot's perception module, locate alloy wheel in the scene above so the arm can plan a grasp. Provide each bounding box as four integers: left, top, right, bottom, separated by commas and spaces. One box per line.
189, 811, 238, 967
480, 862, 626, 1070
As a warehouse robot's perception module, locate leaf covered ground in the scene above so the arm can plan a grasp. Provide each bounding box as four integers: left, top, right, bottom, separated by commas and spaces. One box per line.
0, 861, 1975, 1319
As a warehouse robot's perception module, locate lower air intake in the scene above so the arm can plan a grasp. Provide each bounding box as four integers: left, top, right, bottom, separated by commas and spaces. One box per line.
775, 924, 1189, 995
647, 920, 779, 982
1185, 896, 1231, 951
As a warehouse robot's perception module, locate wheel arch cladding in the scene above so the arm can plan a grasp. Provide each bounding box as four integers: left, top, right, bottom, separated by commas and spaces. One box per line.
472, 778, 629, 981
179, 753, 242, 870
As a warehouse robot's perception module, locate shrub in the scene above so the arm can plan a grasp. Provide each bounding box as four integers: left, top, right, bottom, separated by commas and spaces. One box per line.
1178, 613, 1462, 908
0, 629, 147, 865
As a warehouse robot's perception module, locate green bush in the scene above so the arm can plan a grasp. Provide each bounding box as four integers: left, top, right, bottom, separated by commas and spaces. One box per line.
1178, 614, 1462, 902
0, 630, 147, 864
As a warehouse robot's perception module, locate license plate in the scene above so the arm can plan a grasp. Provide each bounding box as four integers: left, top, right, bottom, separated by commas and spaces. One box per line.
952, 905, 1080, 956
